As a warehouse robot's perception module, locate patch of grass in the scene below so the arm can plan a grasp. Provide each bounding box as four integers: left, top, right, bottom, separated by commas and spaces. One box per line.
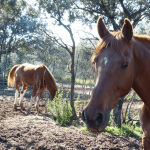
78, 123, 91, 133
79, 122, 142, 137
79, 111, 143, 138
106, 111, 142, 137
79, 127, 90, 133
105, 122, 143, 137
64, 127, 69, 130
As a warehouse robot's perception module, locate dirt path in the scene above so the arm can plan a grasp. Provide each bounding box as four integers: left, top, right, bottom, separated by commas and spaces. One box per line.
0, 96, 143, 150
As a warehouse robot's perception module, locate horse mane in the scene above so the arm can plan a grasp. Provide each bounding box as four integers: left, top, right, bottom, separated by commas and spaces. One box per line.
91, 31, 150, 63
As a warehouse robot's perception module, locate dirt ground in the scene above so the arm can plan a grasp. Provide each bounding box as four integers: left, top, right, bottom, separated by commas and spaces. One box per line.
0, 96, 143, 150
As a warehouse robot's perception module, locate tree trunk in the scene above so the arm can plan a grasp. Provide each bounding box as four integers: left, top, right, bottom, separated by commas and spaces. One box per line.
113, 97, 124, 128
0, 52, 2, 74
70, 53, 78, 122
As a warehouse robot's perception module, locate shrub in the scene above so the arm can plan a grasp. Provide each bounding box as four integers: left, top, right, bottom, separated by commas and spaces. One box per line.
46, 90, 73, 126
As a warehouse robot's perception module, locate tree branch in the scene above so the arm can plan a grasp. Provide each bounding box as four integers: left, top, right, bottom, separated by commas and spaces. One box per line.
37, 26, 72, 55
119, 0, 130, 17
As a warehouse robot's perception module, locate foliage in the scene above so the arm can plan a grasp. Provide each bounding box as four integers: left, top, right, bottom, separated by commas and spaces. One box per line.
0, 0, 26, 27
55, 76, 94, 85
46, 90, 74, 126
74, 0, 150, 30
75, 78, 94, 85
37, 0, 77, 24
74, 93, 80, 111
105, 122, 143, 138
125, 91, 141, 101
0, 15, 46, 53
78, 123, 91, 133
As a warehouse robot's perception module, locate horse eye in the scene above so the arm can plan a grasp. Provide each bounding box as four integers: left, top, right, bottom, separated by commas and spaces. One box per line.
121, 62, 129, 69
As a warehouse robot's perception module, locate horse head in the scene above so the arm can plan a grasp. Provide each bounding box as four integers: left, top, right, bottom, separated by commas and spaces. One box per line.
82, 17, 135, 132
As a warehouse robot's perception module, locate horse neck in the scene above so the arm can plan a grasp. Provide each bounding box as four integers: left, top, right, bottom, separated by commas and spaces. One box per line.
45, 71, 58, 100
132, 39, 150, 108
49, 85, 58, 100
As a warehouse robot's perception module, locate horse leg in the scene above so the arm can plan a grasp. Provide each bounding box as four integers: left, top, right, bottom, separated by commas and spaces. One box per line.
19, 83, 28, 110
14, 89, 19, 110
140, 103, 150, 150
14, 80, 21, 110
27, 86, 37, 114
36, 88, 45, 115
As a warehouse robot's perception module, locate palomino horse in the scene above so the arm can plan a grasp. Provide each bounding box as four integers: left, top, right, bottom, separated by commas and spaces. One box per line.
7, 63, 58, 115
82, 17, 150, 149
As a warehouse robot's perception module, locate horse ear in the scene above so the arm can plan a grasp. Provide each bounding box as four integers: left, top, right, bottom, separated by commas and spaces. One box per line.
122, 18, 133, 42
97, 17, 109, 38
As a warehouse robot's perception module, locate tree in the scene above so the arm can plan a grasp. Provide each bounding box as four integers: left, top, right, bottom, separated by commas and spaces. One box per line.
0, 0, 25, 72
0, 0, 46, 75
74, 0, 150, 30
0, 0, 26, 26
31, 34, 70, 76
37, 0, 80, 122
0, 15, 46, 74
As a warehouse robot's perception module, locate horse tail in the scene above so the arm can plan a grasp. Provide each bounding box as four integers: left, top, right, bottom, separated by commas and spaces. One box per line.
7, 64, 20, 87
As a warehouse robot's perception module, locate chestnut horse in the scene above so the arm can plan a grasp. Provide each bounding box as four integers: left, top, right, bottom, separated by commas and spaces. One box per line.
7, 63, 58, 115
82, 17, 150, 149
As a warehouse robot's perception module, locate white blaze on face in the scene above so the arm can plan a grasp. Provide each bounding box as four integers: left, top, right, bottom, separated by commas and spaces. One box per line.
104, 57, 108, 66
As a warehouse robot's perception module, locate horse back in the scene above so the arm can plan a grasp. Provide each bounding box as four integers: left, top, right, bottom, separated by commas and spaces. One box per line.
17, 64, 47, 88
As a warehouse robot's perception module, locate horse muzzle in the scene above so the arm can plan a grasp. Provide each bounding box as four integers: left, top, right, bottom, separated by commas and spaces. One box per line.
81, 108, 110, 132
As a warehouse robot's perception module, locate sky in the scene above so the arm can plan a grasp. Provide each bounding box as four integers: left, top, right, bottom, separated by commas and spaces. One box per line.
25, 0, 99, 46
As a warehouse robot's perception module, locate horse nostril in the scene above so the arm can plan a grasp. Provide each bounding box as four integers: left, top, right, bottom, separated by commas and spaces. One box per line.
95, 113, 103, 126
81, 109, 87, 124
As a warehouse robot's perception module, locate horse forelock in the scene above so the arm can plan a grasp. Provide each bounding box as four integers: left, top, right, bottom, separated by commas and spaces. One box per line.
91, 31, 136, 63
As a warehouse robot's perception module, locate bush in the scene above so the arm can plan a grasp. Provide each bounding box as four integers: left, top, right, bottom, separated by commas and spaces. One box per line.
46, 90, 73, 126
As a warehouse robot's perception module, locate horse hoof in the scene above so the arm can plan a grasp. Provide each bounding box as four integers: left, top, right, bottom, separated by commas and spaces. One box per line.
14, 104, 17, 110
20, 104, 25, 111
21, 106, 25, 111
27, 109, 30, 115
37, 110, 40, 116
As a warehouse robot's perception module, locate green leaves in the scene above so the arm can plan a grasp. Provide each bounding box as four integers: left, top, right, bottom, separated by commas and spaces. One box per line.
37, 0, 78, 24
27, 7, 41, 18
47, 90, 74, 126
105, 123, 143, 138
74, 0, 150, 30
0, 0, 27, 26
